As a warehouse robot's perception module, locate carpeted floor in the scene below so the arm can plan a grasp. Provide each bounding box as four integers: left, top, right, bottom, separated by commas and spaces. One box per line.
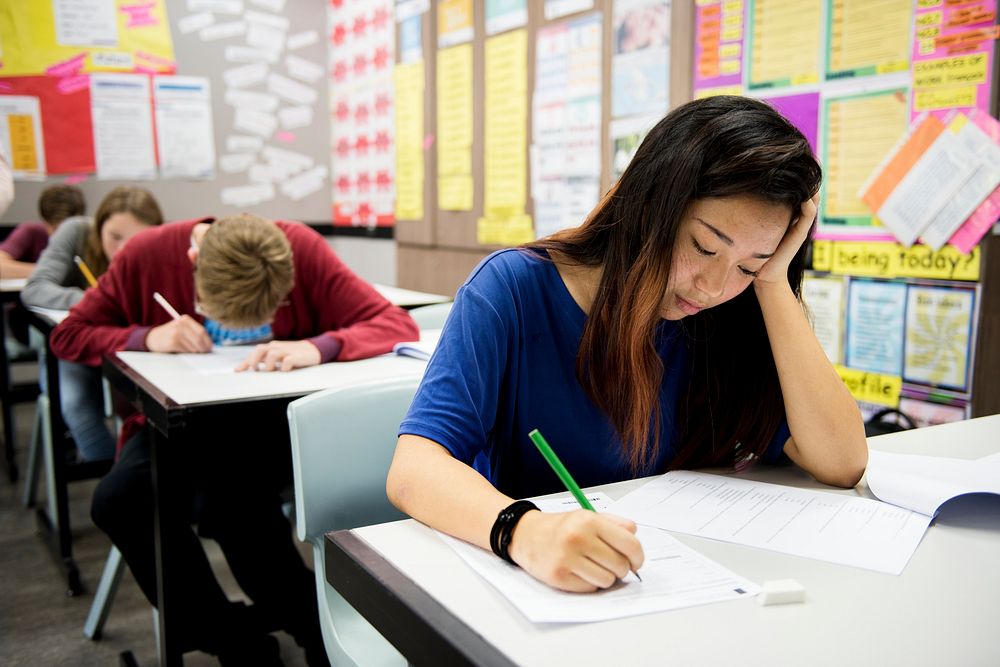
0, 362, 312, 666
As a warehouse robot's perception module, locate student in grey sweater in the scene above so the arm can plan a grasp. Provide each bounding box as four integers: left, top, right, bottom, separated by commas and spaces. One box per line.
23, 187, 163, 460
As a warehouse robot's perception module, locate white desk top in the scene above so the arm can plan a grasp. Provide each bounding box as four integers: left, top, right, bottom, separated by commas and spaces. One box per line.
374, 283, 451, 308
113, 328, 440, 406
0, 278, 27, 292
353, 415, 1000, 667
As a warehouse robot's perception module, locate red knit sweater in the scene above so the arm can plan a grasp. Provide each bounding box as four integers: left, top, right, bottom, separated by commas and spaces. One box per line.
51, 218, 418, 366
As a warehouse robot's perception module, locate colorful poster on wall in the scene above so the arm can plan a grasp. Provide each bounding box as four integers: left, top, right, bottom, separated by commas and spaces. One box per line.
0, 76, 94, 175
801, 273, 846, 365
0, 0, 175, 76
330, 0, 396, 227
394, 61, 424, 220
0, 96, 47, 179
826, 0, 911, 80
820, 88, 909, 233
760, 91, 820, 155
153, 76, 215, 180
692, 0, 745, 98
911, 0, 997, 121
437, 43, 473, 211
479, 29, 532, 245
486, 0, 527, 36
611, 0, 670, 118
903, 285, 975, 390
746, 0, 821, 89
438, 0, 474, 48
533, 12, 603, 239
845, 279, 907, 376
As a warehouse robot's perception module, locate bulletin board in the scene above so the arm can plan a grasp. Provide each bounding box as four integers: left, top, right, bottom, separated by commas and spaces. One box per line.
0, 0, 331, 225
392, 0, 694, 294
685, 0, 999, 423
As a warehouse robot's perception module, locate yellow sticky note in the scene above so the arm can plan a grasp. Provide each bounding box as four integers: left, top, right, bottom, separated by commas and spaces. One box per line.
835, 366, 902, 408
913, 54, 988, 88
914, 86, 977, 111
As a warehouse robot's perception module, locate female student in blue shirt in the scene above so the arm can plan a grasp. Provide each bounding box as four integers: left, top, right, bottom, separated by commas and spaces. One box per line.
387, 95, 868, 593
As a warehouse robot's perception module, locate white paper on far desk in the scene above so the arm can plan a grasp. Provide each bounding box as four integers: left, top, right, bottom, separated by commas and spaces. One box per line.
865, 450, 1000, 517
392, 329, 442, 361
438, 493, 760, 623
611, 471, 930, 575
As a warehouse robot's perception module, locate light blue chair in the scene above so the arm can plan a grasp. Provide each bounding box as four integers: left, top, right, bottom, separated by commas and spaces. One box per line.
405, 301, 453, 330
288, 375, 422, 667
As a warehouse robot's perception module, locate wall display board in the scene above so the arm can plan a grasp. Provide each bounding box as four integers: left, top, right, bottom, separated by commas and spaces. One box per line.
1, 0, 331, 223
694, 0, 999, 420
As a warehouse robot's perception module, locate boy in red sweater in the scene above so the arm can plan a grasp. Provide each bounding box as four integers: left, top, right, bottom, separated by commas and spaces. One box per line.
52, 214, 417, 666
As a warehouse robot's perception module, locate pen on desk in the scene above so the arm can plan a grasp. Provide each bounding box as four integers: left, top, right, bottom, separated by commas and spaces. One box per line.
73, 255, 98, 288
153, 291, 182, 321
528, 428, 642, 581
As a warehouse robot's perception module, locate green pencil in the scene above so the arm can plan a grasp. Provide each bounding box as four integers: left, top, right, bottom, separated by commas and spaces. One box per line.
528, 428, 641, 581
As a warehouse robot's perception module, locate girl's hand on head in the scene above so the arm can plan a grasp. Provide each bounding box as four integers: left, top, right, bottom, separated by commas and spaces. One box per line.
754, 193, 819, 286
235, 340, 321, 372
507, 509, 644, 592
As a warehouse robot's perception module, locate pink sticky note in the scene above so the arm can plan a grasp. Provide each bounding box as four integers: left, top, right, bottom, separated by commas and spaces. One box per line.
948, 110, 1000, 254
276, 131, 297, 143
135, 50, 175, 68
128, 15, 160, 28
57, 74, 90, 94
423, 134, 435, 150
0, 82, 12, 92
64, 174, 89, 185
45, 52, 87, 77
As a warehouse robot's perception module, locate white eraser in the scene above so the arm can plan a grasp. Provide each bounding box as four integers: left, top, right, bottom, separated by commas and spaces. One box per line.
756, 579, 805, 606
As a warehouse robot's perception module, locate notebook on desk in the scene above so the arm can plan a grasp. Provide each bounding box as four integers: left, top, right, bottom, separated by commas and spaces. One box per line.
392, 329, 442, 361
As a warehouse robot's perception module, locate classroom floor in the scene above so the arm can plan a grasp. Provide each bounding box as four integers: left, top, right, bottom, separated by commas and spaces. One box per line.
0, 364, 312, 666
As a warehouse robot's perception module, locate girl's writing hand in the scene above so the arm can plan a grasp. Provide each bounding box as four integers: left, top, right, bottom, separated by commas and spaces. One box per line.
508, 509, 644, 592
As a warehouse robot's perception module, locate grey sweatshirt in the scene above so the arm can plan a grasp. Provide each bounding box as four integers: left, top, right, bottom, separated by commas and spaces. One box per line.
21, 216, 93, 310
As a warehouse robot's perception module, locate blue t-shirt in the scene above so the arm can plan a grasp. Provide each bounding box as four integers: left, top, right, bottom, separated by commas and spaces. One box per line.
399, 248, 789, 499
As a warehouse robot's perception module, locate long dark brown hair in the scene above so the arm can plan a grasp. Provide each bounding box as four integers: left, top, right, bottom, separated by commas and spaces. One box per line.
528, 96, 822, 472
82, 186, 164, 276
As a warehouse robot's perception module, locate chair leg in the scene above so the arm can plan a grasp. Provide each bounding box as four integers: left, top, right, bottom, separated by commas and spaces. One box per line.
21, 400, 43, 508
84, 546, 126, 640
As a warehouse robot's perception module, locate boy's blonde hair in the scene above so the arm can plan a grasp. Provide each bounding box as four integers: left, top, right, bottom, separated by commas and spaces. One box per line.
194, 214, 294, 327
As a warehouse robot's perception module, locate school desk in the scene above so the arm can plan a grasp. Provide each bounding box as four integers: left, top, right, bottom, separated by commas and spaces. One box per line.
373, 283, 452, 309
103, 349, 430, 666
23, 307, 112, 597
1, 278, 40, 482
325, 415, 1000, 667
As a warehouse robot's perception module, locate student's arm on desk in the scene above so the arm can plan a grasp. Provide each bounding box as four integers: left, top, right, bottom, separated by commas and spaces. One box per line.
294, 224, 419, 362
22, 218, 87, 310
387, 434, 644, 593
754, 195, 867, 488
0, 251, 36, 279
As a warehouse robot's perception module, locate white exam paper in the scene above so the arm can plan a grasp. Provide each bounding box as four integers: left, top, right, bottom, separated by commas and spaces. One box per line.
612, 471, 930, 575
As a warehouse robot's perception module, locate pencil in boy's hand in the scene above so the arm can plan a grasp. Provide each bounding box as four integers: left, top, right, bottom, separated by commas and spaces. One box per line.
153, 291, 182, 321
73, 255, 98, 288
528, 428, 642, 581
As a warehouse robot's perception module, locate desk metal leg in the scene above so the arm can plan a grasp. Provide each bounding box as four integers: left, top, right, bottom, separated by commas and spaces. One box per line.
0, 326, 18, 482
150, 426, 183, 666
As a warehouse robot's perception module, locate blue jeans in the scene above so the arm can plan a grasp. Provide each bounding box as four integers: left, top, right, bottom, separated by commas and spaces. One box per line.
58, 360, 115, 461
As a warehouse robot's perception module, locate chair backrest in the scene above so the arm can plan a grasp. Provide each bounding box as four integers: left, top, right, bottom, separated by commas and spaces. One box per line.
405, 301, 453, 330
288, 375, 421, 543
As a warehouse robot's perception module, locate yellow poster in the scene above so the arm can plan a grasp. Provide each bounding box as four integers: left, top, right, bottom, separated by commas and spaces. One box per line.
0, 1, 175, 76
834, 365, 902, 408
436, 43, 473, 211
438, 0, 474, 47
0, 95, 46, 177
903, 286, 974, 389
821, 89, 909, 227
827, 0, 911, 78
747, 0, 821, 89
478, 29, 529, 246
394, 62, 425, 221
811, 240, 980, 281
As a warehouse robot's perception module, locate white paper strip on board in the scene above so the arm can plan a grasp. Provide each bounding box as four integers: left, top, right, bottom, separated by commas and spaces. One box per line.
244, 9, 290, 30
225, 45, 279, 63
223, 62, 269, 87
249, 0, 286, 11
226, 135, 264, 152
247, 23, 287, 51
279, 105, 313, 129
188, 0, 243, 14
225, 89, 280, 112
286, 30, 318, 50
267, 73, 317, 105
200, 21, 246, 41
178, 12, 215, 35
219, 153, 256, 173
284, 54, 324, 84
233, 108, 277, 137
221, 182, 274, 206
